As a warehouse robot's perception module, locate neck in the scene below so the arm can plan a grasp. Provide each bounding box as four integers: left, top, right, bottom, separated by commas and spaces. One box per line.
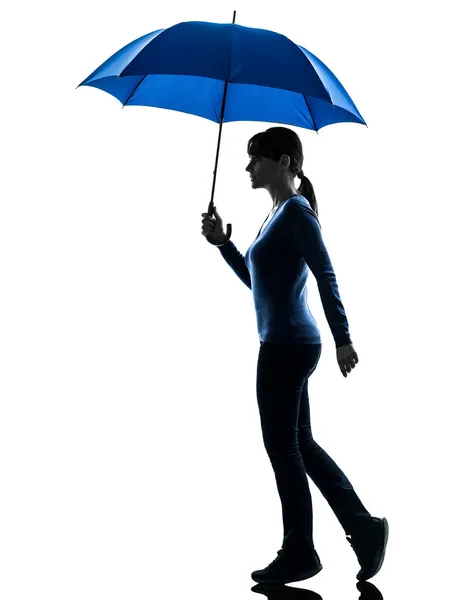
269, 183, 298, 210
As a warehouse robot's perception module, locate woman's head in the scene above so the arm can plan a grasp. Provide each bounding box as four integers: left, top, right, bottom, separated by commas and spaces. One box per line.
246, 127, 319, 225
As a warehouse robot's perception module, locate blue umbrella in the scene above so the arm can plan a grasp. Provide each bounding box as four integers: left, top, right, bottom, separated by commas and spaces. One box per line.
77, 11, 366, 245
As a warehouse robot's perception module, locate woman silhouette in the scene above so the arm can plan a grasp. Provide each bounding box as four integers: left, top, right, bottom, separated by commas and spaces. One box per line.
201, 126, 388, 585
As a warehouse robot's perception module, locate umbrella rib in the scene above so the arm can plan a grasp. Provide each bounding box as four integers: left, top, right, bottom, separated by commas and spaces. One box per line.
303, 96, 318, 132
121, 75, 147, 108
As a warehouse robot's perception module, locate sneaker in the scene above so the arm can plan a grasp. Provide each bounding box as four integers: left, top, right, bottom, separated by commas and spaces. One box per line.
346, 517, 389, 581
251, 548, 323, 584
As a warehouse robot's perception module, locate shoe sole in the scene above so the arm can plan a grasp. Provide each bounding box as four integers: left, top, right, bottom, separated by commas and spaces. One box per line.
357, 517, 389, 581
251, 563, 323, 584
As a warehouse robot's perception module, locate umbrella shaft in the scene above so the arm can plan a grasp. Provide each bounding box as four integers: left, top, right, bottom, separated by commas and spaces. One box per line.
208, 10, 237, 217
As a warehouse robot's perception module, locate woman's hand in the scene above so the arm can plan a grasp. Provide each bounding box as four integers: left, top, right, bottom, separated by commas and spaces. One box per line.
201, 207, 228, 245
337, 343, 359, 377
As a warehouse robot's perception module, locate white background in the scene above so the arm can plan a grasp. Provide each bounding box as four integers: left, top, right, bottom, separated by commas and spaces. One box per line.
1, 1, 448, 598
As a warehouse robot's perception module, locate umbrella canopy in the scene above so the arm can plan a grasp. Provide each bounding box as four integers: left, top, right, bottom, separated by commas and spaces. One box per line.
77, 13, 366, 243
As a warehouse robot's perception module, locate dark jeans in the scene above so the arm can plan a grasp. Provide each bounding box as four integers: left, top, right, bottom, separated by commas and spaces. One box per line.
256, 341, 372, 557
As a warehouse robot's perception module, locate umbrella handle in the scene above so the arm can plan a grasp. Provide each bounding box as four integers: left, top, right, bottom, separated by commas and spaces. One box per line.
221, 223, 232, 244
206, 200, 232, 245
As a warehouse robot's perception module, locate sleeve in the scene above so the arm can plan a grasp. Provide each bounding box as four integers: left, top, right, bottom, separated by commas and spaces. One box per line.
216, 240, 252, 290
288, 200, 352, 347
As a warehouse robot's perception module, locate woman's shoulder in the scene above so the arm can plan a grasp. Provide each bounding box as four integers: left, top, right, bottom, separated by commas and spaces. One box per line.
284, 196, 319, 224
285, 195, 310, 209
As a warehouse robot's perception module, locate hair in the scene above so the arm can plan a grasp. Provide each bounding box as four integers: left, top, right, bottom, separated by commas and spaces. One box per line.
247, 126, 321, 228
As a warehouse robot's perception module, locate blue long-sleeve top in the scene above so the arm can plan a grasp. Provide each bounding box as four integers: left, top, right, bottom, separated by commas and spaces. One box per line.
217, 195, 352, 347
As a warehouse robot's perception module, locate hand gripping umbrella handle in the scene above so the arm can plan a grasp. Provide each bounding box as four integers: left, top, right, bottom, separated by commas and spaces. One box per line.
206, 199, 232, 246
